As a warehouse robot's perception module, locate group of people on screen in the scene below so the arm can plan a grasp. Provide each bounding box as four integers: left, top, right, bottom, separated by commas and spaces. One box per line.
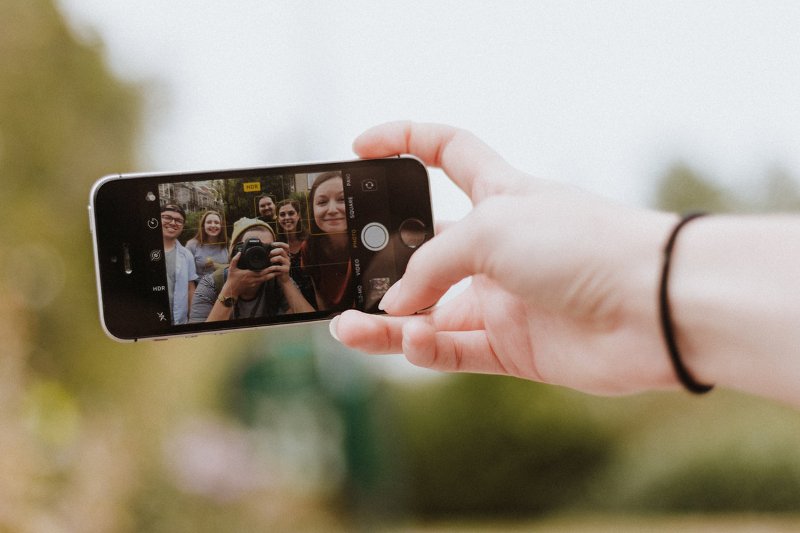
161, 172, 352, 325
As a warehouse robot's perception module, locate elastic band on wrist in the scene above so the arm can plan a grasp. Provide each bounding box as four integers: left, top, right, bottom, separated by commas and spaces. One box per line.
659, 212, 714, 394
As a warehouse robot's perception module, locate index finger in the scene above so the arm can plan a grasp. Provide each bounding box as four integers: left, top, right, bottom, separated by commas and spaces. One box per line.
270, 244, 289, 259
352, 121, 518, 202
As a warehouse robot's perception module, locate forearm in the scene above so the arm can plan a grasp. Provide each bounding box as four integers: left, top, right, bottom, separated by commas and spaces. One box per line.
206, 300, 233, 322
187, 282, 196, 313
189, 277, 217, 323
205, 280, 236, 322
669, 215, 800, 405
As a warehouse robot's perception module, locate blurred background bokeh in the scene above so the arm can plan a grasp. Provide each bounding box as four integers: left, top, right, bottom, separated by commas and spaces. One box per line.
3, 1, 800, 531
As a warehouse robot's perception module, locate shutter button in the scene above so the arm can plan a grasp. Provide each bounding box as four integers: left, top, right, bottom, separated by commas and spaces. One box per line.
361, 222, 389, 251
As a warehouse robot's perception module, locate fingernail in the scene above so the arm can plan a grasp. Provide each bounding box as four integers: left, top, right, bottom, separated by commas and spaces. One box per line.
329, 315, 340, 341
379, 279, 401, 311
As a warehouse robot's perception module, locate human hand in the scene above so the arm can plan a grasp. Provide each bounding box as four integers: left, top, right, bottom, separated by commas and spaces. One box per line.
268, 242, 292, 284
331, 121, 680, 395
225, 249, 287, 296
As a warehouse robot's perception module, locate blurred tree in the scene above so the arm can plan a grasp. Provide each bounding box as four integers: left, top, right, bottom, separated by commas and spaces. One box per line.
0, 1, 144, 530
0, 6, 340, 531
392, 374, 612, 517
0, 0, 141, 393
224, 331, 411, 522
653, 162, 732, 213
759, 165, 800, 212
589, 391, 800, 514
653, 161, 800, 214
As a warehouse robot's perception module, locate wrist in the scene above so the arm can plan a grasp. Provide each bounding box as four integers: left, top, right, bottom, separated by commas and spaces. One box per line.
566, 208, 683, 395
219, 280, 239, 300
578, 208, 683, 393
668, 215, 800, 404
667, 216, 748, 394
620, 210, 687, 392
659, 213, 714, 393
217, 293, 236, 307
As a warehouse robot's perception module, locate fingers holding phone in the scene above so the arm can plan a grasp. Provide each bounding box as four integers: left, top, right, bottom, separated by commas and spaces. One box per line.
352, 121, 525, 202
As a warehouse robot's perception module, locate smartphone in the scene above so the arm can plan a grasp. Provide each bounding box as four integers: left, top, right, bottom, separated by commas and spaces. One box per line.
89, 157, 433, 341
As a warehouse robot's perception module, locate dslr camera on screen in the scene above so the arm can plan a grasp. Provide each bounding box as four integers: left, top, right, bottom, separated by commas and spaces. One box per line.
232, 238, 276, 270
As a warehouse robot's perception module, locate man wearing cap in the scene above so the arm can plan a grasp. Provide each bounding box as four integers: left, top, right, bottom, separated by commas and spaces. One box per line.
188, 218, 314, 322
161, 204, 198, 325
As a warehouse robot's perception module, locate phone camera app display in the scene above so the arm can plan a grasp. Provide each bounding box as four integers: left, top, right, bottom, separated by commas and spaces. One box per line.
368, 277, 390, 299
148, 165, 397, 326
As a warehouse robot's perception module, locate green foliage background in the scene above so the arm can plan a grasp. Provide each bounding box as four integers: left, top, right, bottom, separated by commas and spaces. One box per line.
2, 1, 800, 531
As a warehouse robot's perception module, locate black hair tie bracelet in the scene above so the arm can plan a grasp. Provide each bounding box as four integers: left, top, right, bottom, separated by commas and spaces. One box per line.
659, 212, 715, 394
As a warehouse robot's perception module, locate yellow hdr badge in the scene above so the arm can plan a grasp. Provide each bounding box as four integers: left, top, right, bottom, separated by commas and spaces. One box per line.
242, 182, 261, 193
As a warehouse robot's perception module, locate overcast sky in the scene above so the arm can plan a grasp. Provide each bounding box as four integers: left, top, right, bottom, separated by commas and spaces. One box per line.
58, 1, 800, 221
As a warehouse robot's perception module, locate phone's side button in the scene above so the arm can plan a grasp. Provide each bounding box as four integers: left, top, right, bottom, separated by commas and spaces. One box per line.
87, 205, 95, 234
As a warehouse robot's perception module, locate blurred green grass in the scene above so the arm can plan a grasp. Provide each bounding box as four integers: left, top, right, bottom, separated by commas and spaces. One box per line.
388, 513, 800, 533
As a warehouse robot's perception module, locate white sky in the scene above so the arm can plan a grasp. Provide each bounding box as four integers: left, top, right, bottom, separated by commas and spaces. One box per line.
58, 0, 800, 222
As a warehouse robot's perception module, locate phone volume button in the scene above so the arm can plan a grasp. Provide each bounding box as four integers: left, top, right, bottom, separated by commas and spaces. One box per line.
87, 205, 95, 234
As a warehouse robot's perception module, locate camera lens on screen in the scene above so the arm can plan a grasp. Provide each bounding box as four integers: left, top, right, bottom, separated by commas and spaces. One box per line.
235, 238, 273, 270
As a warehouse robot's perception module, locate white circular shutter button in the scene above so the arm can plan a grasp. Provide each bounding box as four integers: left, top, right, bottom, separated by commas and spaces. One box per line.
361, 222, 389, 251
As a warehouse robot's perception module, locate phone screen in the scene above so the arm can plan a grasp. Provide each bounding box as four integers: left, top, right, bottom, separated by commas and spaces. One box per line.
90, 158, 432, 341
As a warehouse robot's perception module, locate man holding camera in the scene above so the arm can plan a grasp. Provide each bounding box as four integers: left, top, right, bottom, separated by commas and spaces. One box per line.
188, 218, 314, 322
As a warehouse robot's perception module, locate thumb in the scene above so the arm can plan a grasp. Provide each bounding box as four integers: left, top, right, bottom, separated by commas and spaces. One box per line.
380, 208, 489, 315
229, 252, 241, 269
